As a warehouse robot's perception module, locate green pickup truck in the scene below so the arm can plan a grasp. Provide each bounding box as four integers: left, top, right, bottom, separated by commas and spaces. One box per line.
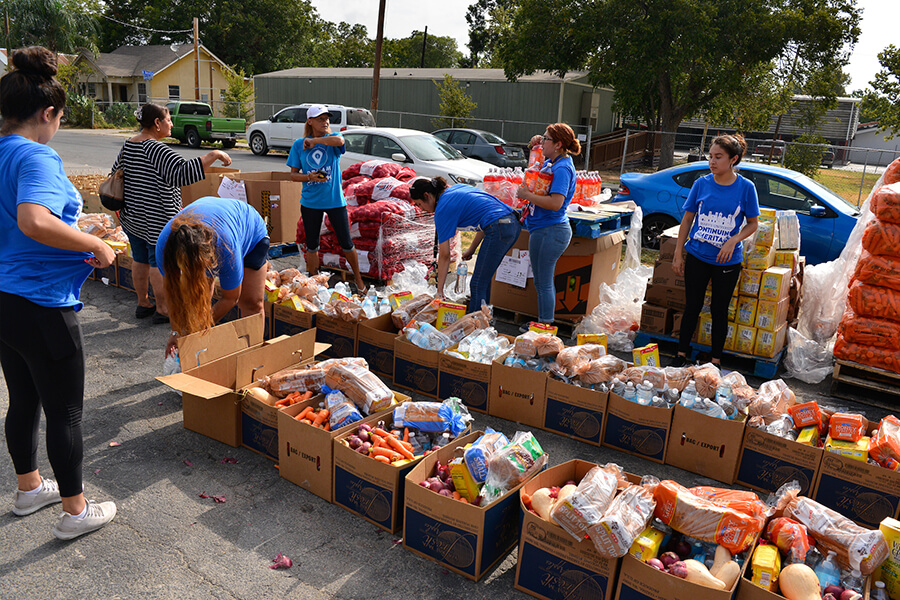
166, 101, 245, 149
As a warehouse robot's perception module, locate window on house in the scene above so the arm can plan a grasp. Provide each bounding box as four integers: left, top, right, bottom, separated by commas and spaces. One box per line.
138, 83, 147, 103
87, 82, 96, 97
220, 89, 225, 99
168, 85, 180, 100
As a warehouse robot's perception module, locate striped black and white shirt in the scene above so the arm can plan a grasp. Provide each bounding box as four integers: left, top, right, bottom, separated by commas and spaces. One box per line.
112, 139, 204, 244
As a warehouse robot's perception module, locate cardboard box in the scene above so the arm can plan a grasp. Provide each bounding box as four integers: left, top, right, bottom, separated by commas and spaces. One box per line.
735, 427, 823, 497
93, 258, 118, 287
640, 303, 673, 335
231, 172, 302, 244
759, 267, 791, 302
652, 260, 686, 289
739, 269, 763, 297
115, 253, 135, 292
393, 335, 440, 397
271, 302, 316, 337
664, 404, 746, 484
672, 312, 683, 337
744, 244, 776, 271
156, 314, 267, 446
697, 314, 713, 346
332, 410, 423, 533
601, 392, 672, 464
543, 380, 607, 447
357, 313, 398, 381
733, 325, 757, 354
277, 391, 408, 502
515, 460, 620, 600
735, 296, 758, 327
236, 330, 321, 460
438, 342, 500, 414
404, 430, 542, 581
774, 250, 800, 273
180, 166, 241, 206
813, 452, 900, 527
615, 548, 748, 600
489, 357, 549, 428
314, 312, 358, 359
645, 283, 687, 311
658, 226, 681, 262
755, 297, 789, 332
78, 189, 120, 220
753, 324, 787, 358
490, 230, 626, 319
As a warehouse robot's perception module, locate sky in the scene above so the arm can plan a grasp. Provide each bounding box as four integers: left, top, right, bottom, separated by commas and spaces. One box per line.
311, 0, 892, 94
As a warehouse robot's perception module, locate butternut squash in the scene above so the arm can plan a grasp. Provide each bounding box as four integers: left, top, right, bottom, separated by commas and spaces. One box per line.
683, 559, 726, 590
710, 545, 733, 576
778, 563, 821, 600
713, 560, 741, 589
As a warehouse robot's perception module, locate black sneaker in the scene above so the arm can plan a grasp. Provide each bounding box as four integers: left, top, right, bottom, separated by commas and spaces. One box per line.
670, 355, 691, 368
135, 305, 156, 319
151, 312, 170, 325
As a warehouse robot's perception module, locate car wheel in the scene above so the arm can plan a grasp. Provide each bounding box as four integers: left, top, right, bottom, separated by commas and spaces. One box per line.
185, 128, 201, 148
250, 132, 268, 156
642, 214, 679, 250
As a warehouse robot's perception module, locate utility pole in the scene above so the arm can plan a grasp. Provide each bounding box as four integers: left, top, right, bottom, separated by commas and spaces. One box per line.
420, 26, 427, 68
193, 17, 200, 101
371, 0, 386, 113
5, 5, 11, 67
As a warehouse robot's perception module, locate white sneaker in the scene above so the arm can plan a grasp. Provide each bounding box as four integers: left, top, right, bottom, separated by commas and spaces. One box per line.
13, 478, 62, 516
51, 500, 117, 540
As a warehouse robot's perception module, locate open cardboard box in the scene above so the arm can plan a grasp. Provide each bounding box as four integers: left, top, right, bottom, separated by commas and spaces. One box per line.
489, 356, 549, 428
393, 335, 440, 398
601, 391, 673, 464
356, 313, 397, 381
230, 171, 302, 244
734, 427, 823, 497
664, 404, 746, 484
236, 330, 326, 460
156, 314, 268, 447
812, 449, 900, 528
403, 429, 544, 581
438, 335, 513, 414
543, 379, 608, 447
180, 166, 241, 206
514, 459, 622, 600
314, 312, 358, 359
271, 302, 317, 337
277, 391, 408, 503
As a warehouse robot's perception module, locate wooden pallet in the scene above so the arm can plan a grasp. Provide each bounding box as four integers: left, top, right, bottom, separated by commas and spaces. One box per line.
633, 331, 784, 379
492, 306, 579, 338
568, 207, 633, 239
832, 359, 900, 398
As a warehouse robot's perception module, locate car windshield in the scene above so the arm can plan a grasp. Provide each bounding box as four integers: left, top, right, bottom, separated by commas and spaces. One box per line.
399, 134, 464, 161
791, 172, 860, 215
480, 132, 505, 145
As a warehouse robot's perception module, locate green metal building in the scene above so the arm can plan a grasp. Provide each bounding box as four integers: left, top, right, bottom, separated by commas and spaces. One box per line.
252, 68, 617, 147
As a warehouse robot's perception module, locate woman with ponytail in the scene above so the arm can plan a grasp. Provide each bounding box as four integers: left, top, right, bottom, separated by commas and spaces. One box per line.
156, 196, 269, 356
0, 46, 117, 539
409, 176, 521, 311
515, 123, 580, 326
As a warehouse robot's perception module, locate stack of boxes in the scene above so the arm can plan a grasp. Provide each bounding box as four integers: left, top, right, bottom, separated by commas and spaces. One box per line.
640, 209, 803, 359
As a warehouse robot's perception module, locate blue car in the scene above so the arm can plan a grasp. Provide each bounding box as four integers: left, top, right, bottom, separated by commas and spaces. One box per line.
613, 162, 859, 264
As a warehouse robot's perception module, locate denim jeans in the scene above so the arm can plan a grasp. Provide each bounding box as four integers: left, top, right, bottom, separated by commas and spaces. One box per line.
528, 222, 572, 323
468, 216, 521, 313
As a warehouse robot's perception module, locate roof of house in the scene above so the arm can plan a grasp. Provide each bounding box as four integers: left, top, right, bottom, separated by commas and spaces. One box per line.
254, 67, 589, 83
77, 44, 231, 78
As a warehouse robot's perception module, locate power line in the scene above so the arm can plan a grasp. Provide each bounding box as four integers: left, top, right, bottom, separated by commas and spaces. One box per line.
99, 14, 193, 35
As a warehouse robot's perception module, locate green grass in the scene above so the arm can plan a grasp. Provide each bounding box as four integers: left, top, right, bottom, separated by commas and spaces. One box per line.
813, 169, 881, 208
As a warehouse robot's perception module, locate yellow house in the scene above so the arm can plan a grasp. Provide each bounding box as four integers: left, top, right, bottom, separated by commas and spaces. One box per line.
73, 44, 237, 114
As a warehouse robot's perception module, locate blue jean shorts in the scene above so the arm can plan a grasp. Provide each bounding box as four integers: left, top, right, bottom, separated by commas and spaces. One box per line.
122, 225, 157, 268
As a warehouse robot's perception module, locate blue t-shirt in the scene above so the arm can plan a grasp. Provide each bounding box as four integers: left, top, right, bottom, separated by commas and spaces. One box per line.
286, 133, 346, 210
525, 155, 576, 231
0, 135, 93, 309
682, 173, 760, 266
434, 184, 515, 244
156, 197, 268, 291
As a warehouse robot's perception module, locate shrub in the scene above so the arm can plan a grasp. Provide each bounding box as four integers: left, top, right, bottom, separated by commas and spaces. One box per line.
784, 133, 829, 178
104, 103, 137, 128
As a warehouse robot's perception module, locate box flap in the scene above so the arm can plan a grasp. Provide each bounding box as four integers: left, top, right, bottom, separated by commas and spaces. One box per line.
178, 313, 265, 371
235, 329, 317, 387
156, 373, 234, 398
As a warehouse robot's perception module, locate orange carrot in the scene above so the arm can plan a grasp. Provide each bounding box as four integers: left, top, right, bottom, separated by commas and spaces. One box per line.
369, 432, 386, 446
451, 491, 461, 501
300, 418, 313, 425
311, 408, 330, 427
403, 427, 410, 443
372, 427, 393, 439
373, 455, 391, 464
295, 406, 314, 421
385, 435, 415, 460
399, 440, 414, 452
370, 447, 402, 461
323, 422, 331, 432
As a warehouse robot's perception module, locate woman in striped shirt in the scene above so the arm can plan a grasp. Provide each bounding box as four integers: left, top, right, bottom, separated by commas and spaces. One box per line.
111, 103, 231, 324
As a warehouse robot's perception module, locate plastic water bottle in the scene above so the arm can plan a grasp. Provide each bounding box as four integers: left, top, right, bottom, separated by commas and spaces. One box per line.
335, 281, 351, 297
679, 381, 698, 409
376, 297, 391, 315
664, 388, 680, 407
455, 261, 468, 294
362, 296, 377, 319
694, 398, 728, 419
611, 377, 626, 396
623, 382, 637, 403
841, 569, 865, 594
650, 395, 666, 408
636, 380, 654, 406
872, 582, 890, 600
815, 551, 841, 589
715, 381, 733, 405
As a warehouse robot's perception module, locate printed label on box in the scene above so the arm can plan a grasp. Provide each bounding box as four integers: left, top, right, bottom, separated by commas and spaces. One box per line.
517, 542, 611, 600
815, 454, 900, 527
333, 465, 395, 529
404, 507, 479, 576
480, 490, 523, 573
545, 398, 604, 444
241, 413, 279, 460
603, 413, 667, 462
394, 357, 438, 395
736, 448, 816, 496
315, 328, 355, 358
439, 372, 488, 411
357, 340, 394, 377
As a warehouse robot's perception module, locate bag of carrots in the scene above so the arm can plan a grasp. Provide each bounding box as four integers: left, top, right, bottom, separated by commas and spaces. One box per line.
853, 251, 900, 292
885, 157, 900, 186
834, 332, 900, 374
862, 219, 900, 257
838, 308, 900, 349
848, 280, 900, 322
870, 182, 900, 224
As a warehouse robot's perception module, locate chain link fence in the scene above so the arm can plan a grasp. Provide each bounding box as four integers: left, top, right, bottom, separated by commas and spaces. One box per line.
66, 97, 255, 129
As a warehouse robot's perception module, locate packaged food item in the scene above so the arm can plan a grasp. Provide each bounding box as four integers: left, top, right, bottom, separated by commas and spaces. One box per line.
479, 431, 547, 504
435, 300, 467, 330
463, 429, 510, 484
740, 269, 764, 296
870, 182, 900, 224
576, 354, 627, 384
787, 401, 822, 429
555, 344, 605, 377
766, 517, 810, 562
839, 309, 900, 349
392, 398, 472, 436
747, 379, 796, 425
824, 435, 869, 461
514, 331, 540, 357
879, 517, 900, 600
664, 366, 693, 392
759, 267, 791, 301
751, 542, 782, 591
551, 463, 623, 542
587, 482, 657, 558
688, 486, 769, 529
833, 333, 900, 374
848, 280, 900, 322
693, 363, 723, 398
632, 343, 660, 367
442, 303, 492, 343
828, 412, 868, 442
388, 290, 414, 310
323, 362, 394, 414
325, 388, 363, 429
577, 333, 607, 347
265, 366, 326, 398
796, 426, 820, 446
869, 415, 900, 466
535, 335, 565, 357
774, 483, 889, 574
630, 526, 666, 562
529, 322, 559, 336
736, 296, 759, 326
449, 456, 481, 502
391, 293, 433, 328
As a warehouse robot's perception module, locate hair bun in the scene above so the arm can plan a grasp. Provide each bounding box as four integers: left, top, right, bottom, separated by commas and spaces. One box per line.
12, 47, 57, 79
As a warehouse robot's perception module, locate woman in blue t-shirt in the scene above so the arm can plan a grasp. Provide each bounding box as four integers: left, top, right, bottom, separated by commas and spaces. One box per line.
286, 104, 366, 293
0, 46, 117, 539
672, 134, 760, 367
515, 123, 580, 325
156, 196, 269, 356
409, 177, 522, 312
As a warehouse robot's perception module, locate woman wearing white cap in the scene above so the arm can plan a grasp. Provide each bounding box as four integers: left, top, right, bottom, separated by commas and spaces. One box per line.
287, 104, 366, 293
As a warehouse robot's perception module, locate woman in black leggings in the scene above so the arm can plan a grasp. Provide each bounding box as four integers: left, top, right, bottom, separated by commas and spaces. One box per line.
0, 47, 118, 539
672, 135, 760, 367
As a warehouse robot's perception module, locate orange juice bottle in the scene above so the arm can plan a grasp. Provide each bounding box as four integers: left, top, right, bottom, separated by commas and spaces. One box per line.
529, 144, 543, 167
523, 164, 540, 192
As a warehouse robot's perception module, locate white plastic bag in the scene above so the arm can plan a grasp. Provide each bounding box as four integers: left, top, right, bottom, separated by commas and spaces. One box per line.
388, 260, 436, 298
574, 264, 652, 351
783, 327, 834, 384
621, 205, 644, 271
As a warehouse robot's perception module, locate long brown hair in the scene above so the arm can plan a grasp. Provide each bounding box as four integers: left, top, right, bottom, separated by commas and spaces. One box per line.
546, 123, 582, 156
162, 215, 218, 335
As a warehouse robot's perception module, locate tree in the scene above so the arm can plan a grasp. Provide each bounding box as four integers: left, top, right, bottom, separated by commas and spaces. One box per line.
861, 45, 900, 139
382, 31, 463, 69
494, 0, 859, 170
703, 62, 784, 134
320, 22, 374, 68
431, 74, 477, 129
221, 66, 254, 120
8, 0, 98, 53
462, 0, 515, 68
